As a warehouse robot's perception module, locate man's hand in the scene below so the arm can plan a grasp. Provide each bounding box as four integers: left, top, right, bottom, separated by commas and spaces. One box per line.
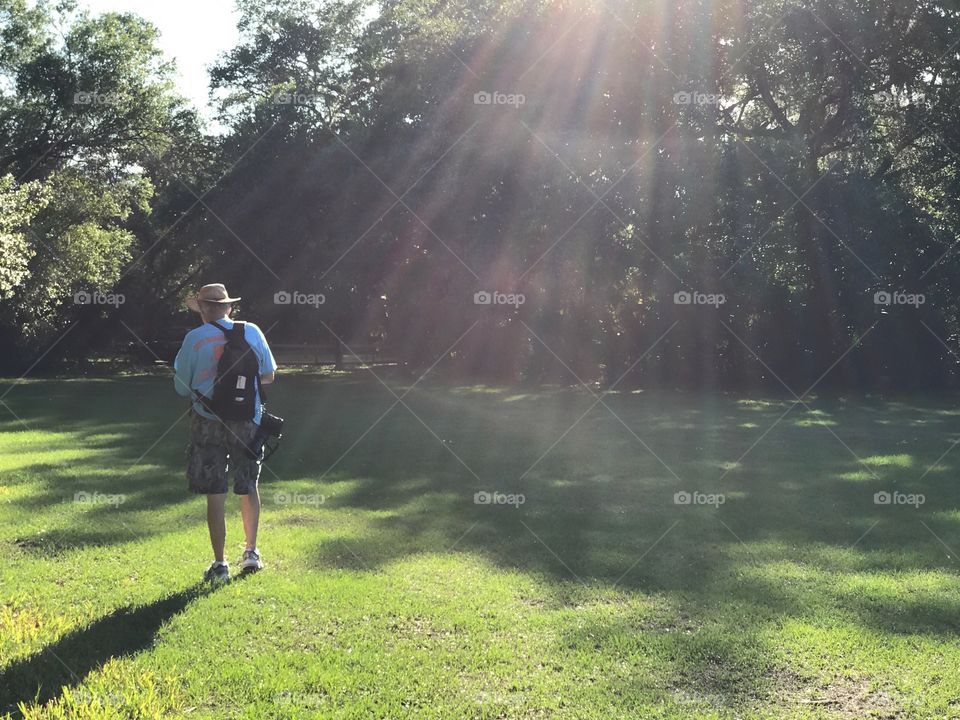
261, 372, 275, 385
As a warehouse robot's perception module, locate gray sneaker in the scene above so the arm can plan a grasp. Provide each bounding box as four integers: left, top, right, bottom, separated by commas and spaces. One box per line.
241, 549, 263, 573
203, 561, 230, 583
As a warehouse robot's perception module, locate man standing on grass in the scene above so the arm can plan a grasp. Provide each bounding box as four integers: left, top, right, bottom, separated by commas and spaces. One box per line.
174, 283, 277, 583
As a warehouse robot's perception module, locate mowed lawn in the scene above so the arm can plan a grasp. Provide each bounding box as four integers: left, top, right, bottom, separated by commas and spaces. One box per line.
2, 373, 960, 719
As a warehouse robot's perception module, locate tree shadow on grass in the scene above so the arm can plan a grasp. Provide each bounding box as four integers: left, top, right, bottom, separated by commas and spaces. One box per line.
1, 378, 219, 556
4, 455, 204, 559
5, 376, 960, 714
298, 384, 960, 641
0, 580, 235, 718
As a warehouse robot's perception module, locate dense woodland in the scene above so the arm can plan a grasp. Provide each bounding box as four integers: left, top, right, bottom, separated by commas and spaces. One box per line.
2, 0, 960, 390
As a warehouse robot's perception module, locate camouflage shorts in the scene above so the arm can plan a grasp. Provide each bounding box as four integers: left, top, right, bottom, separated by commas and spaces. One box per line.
186, 412, 261, 495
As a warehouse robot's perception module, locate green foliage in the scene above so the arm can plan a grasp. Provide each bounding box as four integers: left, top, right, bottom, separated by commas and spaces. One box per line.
2, 0, 960, 387
212, 0, 380, 137
0, 173, 48, 298
0, 0, 199, 356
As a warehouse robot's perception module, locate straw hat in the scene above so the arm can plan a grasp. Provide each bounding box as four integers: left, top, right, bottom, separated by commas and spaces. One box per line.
185, 283, 241, 313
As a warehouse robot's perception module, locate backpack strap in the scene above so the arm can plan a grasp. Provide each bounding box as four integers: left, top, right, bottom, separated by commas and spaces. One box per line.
210, 319, 241, 335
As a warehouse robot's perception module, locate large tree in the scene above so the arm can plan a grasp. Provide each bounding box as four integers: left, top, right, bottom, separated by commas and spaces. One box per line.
0, 0, 201, 365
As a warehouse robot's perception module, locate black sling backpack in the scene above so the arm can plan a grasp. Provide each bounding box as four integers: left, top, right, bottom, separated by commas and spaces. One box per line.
204, 320, 262, 422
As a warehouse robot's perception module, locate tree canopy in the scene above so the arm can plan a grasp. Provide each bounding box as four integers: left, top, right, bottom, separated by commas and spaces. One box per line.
2, 0, 959, 391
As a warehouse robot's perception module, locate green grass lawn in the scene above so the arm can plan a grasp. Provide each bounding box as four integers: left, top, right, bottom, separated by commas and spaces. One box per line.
2, 373, 960, 719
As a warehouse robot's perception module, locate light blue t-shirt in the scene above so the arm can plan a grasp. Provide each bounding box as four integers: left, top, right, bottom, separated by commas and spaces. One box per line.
173, 318, 277, 424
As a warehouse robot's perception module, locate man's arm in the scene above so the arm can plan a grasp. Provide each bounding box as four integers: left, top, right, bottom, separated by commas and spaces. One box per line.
249, 323, 278, 384
173, 337, 194, 397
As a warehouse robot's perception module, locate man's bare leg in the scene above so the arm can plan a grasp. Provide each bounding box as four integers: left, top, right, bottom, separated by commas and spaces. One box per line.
240, 488, 260, 551
206, 493, 227, 562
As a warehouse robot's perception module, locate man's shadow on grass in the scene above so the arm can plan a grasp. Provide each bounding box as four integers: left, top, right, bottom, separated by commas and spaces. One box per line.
0, 577, 245, 718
